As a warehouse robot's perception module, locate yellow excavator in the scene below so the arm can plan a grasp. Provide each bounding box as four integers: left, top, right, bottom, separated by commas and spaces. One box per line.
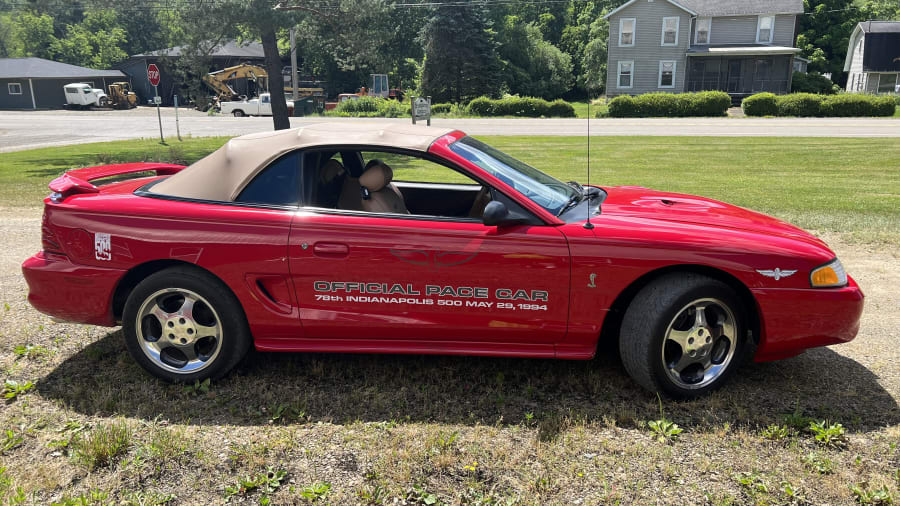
202, 63, 269, 107
107, 81, 138, 109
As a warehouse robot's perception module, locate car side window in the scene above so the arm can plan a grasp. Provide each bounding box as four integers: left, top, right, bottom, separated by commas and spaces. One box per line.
235, 151, 300, 207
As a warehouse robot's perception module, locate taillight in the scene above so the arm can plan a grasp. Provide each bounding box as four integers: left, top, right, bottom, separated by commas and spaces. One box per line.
41, 211, 64, 255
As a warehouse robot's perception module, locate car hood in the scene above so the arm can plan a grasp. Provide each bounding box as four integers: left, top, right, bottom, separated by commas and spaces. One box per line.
599, 186, 827, 247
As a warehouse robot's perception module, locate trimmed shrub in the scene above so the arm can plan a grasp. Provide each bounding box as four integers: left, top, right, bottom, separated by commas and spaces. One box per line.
819, 94, 896, 117
775, 93, 823, 117
465, 96, 576, 117
431, 103, 453, 114
791, 72, 839, 94
743, 92, 896, 117
742, 93, 778, 116
331, 97, 409, 118
607, 91, 731, 117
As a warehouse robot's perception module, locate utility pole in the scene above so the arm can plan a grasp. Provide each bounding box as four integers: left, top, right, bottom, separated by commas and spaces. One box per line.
290, 27, 298, 101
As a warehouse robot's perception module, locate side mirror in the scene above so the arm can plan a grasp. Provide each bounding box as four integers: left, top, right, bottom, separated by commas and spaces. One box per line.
482, 201, 509, 227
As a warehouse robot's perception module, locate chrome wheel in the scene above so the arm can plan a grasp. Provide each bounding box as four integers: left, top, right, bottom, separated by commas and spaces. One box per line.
661, 298, 737, 390
135, 288, 223, 374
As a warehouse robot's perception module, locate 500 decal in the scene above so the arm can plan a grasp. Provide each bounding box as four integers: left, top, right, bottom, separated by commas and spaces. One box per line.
313, 281, 549, 303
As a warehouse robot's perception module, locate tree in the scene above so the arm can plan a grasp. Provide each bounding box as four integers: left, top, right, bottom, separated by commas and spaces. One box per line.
420, 5, 502, 103
496, 16, 573, 99
11, 11, 57, 59
580, 13, 609, 94
50, 9, 128, 68
797, 0, 870, 82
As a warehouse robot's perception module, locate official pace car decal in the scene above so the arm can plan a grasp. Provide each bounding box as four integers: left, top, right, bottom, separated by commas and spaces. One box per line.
314, 281, 549, 311
94, 233, 111, 261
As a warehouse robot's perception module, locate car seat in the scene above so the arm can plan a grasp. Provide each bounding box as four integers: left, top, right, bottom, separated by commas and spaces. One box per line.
358, 160, 409, 214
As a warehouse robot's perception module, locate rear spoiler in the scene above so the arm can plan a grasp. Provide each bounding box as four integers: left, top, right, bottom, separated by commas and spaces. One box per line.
48, 163, 185, 198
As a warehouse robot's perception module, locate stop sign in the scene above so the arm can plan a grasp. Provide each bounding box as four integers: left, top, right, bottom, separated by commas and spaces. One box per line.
147, 64, 161, 87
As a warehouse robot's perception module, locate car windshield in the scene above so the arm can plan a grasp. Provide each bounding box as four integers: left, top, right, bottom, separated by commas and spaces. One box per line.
449, 136, 580, 215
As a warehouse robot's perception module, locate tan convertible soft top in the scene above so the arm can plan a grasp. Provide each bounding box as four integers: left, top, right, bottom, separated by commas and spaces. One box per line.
149, 122, 456, 201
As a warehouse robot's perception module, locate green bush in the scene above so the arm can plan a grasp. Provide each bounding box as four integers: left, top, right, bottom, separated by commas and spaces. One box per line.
743, 92, 896, 117
791, 72, 838, 94
330, 97, 409, 118
819, 94, 896, 117
742, 93, 778, 116
607, 91, 731, 117
465, 96, 576, 117
775, 93, 823, 117
431, 103, 453, 114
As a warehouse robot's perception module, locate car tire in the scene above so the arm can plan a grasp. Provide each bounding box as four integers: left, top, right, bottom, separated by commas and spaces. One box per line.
619, 273, 752, 399
122, 266, 250, 383
99, 97, 108, 107
233, 110, 245, 117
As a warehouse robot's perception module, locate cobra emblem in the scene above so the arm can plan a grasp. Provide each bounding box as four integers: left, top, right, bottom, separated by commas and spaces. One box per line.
587, 273, 597, 288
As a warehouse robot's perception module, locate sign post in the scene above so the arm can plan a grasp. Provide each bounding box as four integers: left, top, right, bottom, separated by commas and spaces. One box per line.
147, 64, 164, 143
411, 96, 431, 126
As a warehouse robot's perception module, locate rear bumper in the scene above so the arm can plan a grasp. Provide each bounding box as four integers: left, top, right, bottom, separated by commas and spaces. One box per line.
753, 276, 864, 362
21, 251, 124, 326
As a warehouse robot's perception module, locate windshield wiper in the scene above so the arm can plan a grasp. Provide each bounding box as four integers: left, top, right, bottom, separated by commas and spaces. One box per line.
558, 192, 583, 216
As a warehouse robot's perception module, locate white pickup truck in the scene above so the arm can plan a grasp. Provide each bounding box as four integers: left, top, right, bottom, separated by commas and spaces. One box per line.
219, 93, 293, 117
63, 83, 108, 108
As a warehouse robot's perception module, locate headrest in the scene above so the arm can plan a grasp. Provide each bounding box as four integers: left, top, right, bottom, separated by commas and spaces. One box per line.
319, 159, 345, 183
359, 160, 393, 192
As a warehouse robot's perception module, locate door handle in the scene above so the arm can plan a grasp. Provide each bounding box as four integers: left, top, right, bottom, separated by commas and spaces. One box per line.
313, 242, 349, 258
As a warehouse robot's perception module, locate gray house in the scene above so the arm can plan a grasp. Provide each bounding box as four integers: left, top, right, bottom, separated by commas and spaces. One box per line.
0, 58, 126, 110
605, 0, 804, 99
844, 21, 900, 94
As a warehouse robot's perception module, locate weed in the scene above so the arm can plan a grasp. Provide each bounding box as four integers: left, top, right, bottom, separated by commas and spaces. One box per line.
849, 482, 894, 504
780, 480, 807, 504
12, 344, 50, 360
70, 420, 131, 471
182, 378, 210, 396
537, 412, 567, 442
122, 490, 176, 505
737, 471, 769, 494
429, 430, 459, 455
801, 452, 835, 474
52, 489, 109, 506
358, 483, 389, 504
648, 418, 683, 443
783, 408, 815, 431
1, 429, 24, 455
406, 484, 439, 505
224, 467, 286, 501
299, 481, 331, 502
809, 420, 848, 449
762, 424, 792, 441
3, 380, 34, 401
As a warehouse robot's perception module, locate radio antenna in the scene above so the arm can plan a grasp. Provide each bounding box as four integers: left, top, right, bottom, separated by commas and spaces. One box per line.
583, 98, 594, 230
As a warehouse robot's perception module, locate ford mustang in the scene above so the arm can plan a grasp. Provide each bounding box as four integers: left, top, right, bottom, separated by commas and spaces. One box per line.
22, 123, 864, 398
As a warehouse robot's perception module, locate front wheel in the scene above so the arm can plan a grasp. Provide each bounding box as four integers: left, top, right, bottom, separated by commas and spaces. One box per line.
232, 110, 245, 117
122, 267, 250, 382
98, 97, 108, 107
619, 273, 753, 399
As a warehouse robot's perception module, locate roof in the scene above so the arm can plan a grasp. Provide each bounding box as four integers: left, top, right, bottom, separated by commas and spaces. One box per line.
150, 123, 457, 202
688, 45, 801, 56
856, 21, 900, 33
677, 0, 803, 16
0, 58, 125, 79
133, 40, 265, 59
604, 0, 803, 18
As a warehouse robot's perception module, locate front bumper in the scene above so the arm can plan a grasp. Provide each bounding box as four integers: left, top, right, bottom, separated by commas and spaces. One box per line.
22, 251, 124, 326
752, 276, 864, 361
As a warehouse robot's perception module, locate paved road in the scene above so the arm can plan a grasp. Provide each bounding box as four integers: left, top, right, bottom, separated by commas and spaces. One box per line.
2, 107, 900, 152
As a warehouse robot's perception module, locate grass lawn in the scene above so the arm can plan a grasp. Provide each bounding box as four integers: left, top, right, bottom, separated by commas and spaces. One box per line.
3, 135, 899, 245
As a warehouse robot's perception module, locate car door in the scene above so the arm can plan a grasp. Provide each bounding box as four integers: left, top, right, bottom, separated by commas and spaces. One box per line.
287, 150, 571, 345
259, 95, 271, 115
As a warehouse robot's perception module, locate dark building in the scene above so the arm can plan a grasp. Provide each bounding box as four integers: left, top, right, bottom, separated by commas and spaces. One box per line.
115, 40, 266, 106
845, 21, 900, 93
0, 58, 126, 110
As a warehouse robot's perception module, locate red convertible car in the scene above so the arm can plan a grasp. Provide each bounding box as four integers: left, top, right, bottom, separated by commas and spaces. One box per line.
22, 123, 863, 398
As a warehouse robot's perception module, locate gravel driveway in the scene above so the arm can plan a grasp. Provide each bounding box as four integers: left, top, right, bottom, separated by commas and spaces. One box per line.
1, 208, 898, 504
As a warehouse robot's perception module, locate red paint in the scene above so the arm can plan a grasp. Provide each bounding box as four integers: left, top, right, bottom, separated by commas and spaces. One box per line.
147, 64, 161, 87
22, 135, 864, 366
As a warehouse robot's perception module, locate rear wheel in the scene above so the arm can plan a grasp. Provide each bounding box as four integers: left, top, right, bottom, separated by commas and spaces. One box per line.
232, 110, 245, 117
619, 273, 752, 399
122, 267, 250, 382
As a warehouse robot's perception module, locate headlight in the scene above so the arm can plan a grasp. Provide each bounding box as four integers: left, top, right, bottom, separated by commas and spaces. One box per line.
810, 258, 848, 288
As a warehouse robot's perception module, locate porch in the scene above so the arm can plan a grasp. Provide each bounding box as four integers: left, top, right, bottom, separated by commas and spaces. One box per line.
685, 47, 798, 99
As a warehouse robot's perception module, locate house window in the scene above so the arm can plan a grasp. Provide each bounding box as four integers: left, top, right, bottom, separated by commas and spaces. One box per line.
618, 61, 634, 89
878, 74, 899, 94
757, 15, 774, 44
661, 17, 680, 46
695, 17, 711, 44
7, 83, 22, 95
659, 61, 676, 88
619, 18, 636, 47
